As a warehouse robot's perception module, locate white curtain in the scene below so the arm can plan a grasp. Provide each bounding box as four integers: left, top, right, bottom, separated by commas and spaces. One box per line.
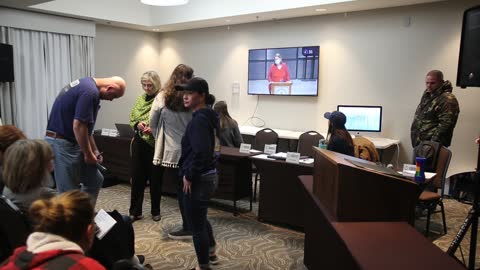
0, 26, 94, 138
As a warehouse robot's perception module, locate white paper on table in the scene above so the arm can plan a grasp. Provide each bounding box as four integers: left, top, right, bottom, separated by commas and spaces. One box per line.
101, 128, 110, 136
94, 209, 117, 240
249, 149, 262, 153
251, 154, 274, 160
299, 158, 314, 164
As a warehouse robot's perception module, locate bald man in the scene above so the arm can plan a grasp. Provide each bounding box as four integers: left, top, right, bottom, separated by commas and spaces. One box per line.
45, 77, 126, 204
411, 70, 459, 148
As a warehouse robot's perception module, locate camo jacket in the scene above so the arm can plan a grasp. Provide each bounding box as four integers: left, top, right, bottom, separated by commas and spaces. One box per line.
410, 80, 460, 147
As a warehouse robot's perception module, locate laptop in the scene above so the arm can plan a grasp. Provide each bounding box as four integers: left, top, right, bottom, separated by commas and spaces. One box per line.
115, 123, 135, 138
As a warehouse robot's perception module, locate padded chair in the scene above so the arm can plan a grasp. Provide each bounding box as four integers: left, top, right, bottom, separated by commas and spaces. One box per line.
416, 146, 452, 236
252, 128, 279, 202
297, 131, 324, 158
0, 195, 31, 261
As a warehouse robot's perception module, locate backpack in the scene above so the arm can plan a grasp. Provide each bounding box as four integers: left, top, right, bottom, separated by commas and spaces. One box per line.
413, 141, 441, 172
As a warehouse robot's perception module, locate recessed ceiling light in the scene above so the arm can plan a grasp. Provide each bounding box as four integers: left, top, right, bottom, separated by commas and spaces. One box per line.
226, 19, 231, 22
140, 0, 188, 6
152, 29, 160, 31
315, 8, 327, 12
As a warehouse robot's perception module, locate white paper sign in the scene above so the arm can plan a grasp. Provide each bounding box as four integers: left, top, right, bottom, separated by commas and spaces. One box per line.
108, 129, 118, 137
264, 144, 277, 155
101, 128, 110, 136
286, 152, 301, 164
239, 143, 252, 153
94, 209, 117, 240
403, 164, 416, 177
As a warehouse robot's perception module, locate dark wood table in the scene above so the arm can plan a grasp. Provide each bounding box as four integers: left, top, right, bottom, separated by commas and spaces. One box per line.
214, 147, 259, 215
250, 156, 313, 229
93, 134, 132, 182
298, 175, 464, 270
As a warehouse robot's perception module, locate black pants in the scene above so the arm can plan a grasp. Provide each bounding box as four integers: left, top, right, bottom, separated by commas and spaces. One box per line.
184, 173, 218, 267
175, 169, 190, 232
129, 135, 162, 216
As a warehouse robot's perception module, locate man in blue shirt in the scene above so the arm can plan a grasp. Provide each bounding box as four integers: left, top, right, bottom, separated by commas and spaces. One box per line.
45, 76, 126, 204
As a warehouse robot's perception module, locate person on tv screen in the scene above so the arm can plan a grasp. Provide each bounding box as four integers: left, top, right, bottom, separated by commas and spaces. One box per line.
267, 53, 291, 94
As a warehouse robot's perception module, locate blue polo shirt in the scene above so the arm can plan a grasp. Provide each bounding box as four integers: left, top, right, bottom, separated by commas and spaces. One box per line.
46, 77, 100, 142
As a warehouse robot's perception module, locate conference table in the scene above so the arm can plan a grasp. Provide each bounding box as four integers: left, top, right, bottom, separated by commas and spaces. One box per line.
250, 154, 314, 229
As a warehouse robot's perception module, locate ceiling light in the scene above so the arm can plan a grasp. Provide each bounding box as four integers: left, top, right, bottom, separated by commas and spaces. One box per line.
315, 8, 327, 12
152, 29, 160, 31
140, 0, 188, 6
226, 19, 232, 22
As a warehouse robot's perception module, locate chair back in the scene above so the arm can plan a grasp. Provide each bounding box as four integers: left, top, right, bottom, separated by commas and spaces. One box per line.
431, 146, 452, 192
253, 128, 278, 152
298, 131, 324, 157
0, 195, 31, 261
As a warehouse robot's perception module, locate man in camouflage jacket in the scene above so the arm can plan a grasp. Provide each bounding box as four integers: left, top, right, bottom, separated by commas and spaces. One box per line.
411, 70, 460, 147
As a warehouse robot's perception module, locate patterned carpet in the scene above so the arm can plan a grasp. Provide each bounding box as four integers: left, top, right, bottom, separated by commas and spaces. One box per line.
96, 184, 479, 270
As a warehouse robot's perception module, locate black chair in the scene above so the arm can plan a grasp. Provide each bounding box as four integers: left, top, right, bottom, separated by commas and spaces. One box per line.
297, 131, 324, 157
0, 195, 31, 261
252, 128, 278, 202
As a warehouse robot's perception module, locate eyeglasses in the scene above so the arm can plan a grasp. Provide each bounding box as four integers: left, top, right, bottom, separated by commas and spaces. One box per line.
141, 83, 154, 88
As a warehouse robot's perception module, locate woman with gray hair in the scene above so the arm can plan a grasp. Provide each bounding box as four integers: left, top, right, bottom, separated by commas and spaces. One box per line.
129, 71, 162, 222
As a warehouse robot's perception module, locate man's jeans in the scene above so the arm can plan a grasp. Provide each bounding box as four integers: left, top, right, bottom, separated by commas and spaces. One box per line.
184, 173, 218, 268
46, 137, 104, 204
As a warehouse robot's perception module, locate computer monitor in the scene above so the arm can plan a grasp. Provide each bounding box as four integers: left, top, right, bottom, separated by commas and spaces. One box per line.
337, 105, 382, 132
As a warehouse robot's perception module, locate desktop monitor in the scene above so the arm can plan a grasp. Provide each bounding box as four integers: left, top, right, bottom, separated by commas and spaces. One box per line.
337, 105, 382, 132
247, 46, 319, 96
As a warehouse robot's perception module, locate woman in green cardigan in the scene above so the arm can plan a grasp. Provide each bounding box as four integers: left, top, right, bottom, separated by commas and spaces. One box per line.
129, 71, 162, 222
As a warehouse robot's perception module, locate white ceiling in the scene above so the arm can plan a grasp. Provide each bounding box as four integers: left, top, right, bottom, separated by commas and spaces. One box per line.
0, 0, 447, 32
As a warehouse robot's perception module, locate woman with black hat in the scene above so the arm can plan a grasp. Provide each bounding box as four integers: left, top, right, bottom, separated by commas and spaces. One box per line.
324, 111, 355, 156
176, 77, 218, 270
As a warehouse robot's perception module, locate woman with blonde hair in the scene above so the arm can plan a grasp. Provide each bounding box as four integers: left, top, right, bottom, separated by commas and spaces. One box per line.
2, 139, 56, 213
1, 190, 105, 269
149, 64, 194, 239
129, 71, 162, 222
213, 101, 243, 148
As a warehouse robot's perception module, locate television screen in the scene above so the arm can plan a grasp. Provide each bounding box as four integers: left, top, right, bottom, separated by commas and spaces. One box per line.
248, 46, 319, 96
337, 105, 382, 132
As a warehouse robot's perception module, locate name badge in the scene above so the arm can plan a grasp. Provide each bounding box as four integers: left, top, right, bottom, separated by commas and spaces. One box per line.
239, 143, 252, 153
403, 164, 416, 177
264, 144, 277, 155
286, 152, 301, 164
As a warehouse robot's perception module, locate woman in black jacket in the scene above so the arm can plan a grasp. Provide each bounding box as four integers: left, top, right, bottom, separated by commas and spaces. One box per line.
176, 77, 218, 270
324, 111, 354, 156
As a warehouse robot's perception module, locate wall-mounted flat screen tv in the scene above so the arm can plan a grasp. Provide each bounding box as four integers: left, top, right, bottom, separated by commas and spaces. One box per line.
248, 46, 319, 96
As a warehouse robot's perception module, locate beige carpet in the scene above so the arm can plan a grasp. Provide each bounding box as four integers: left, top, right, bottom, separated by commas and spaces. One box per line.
96, 184, 478, 269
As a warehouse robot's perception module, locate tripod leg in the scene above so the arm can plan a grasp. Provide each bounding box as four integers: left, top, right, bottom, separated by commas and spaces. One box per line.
468, 211, 478, 270
447, 210, 474, 258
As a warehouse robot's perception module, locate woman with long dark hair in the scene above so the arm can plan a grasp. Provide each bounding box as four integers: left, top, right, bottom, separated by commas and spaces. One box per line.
213, 101, 243, 148
149, 64, 194, 239
324, 111, 354, 156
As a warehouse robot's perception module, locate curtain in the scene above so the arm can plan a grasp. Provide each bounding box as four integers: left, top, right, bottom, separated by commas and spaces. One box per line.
0, 26, 94, 138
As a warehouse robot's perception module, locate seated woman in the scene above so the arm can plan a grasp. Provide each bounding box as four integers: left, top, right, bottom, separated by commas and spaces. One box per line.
324, 111, 354, 156
1, 190, 105, 269
0, 125, 27, 194
213, 101, 243, 148
2, 139, 56, 213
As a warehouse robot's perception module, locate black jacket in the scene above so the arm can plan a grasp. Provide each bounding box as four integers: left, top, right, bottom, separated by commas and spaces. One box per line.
179, 107, 219, 183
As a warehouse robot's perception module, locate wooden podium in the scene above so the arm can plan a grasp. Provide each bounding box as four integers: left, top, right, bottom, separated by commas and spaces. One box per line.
313, 148, 421, 224
270, 82, 292, 95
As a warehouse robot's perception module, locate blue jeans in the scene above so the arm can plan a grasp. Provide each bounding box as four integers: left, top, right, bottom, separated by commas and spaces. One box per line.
183, 173, 218, 268
46, 137, 104, 204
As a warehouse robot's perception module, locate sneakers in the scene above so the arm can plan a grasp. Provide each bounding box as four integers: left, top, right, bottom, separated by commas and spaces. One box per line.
152, 215, 161, 222
209, 254, 219, 265
167, 229, 192, 240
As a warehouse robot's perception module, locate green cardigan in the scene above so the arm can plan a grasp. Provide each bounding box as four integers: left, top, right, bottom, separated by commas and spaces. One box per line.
130, 93, 155, 146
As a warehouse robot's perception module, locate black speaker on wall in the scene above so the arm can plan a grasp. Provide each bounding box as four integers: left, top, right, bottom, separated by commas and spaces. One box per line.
0, 43, 14, 82
457, 5, 480, 88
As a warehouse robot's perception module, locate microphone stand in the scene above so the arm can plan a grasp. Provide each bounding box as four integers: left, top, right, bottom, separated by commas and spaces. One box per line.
447, 143, 480, 269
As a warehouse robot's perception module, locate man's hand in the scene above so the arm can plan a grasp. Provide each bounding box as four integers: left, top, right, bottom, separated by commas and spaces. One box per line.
94, 150, 104, 164
84, 152, 98, 165
183, 176, 192, 195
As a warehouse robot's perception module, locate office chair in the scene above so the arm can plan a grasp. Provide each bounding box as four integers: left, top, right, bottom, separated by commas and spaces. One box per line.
297, 131, 324, 157
252, 128, 278, 202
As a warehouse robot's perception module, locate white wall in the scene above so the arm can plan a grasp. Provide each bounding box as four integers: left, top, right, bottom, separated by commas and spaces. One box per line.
94, 25, 162, 129
95, 0, 480, 175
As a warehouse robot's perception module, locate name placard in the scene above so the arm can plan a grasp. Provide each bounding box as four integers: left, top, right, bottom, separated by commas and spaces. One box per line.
264, 144, 277, 155
108, 129, 118, 137
402, 164, 416, 177
286, 152, 301, 164
239, 143, 252, 153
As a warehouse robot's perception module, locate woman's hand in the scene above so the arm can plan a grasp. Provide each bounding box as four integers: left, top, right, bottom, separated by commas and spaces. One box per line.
476, 137, 480, 145
137, 121, 146, 132
183, 176, 192, 195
